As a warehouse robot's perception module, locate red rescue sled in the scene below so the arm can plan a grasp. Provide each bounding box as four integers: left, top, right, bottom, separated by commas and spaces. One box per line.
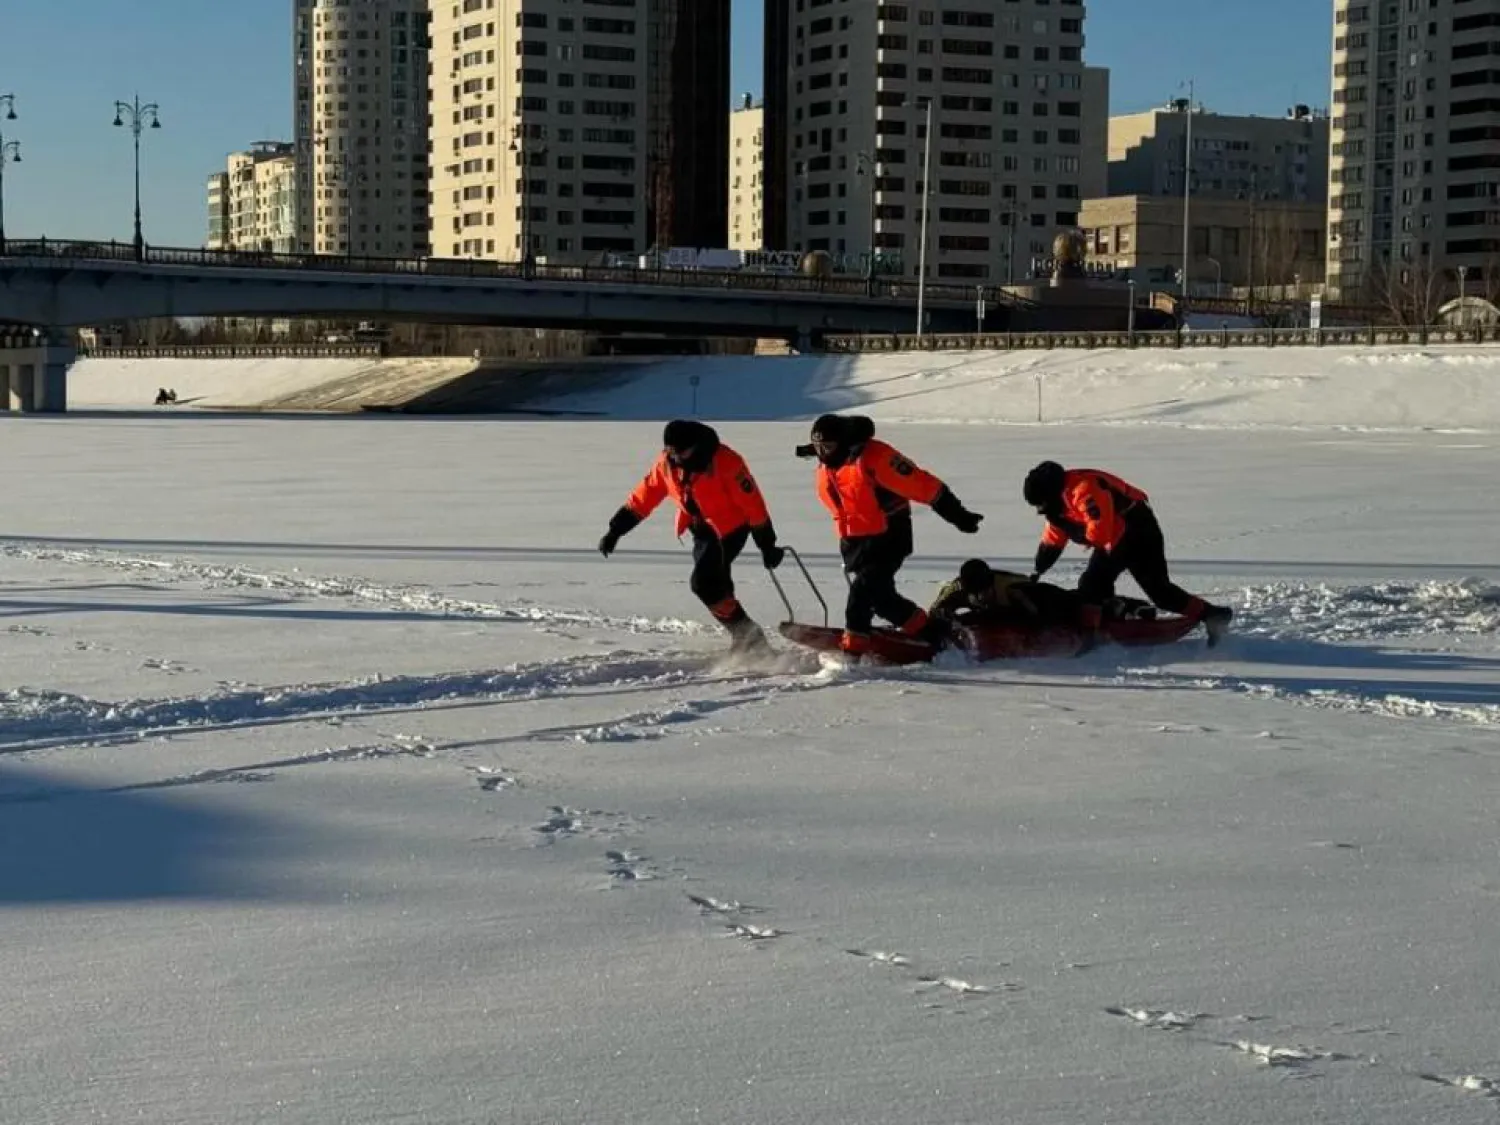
768, 549, 1202, 665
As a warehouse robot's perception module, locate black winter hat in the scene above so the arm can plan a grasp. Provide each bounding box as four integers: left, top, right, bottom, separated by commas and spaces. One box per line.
663, 419, 716, 452
810, 413, 845, 444
958, 558, 993, 594
1023, 461, 1066, 507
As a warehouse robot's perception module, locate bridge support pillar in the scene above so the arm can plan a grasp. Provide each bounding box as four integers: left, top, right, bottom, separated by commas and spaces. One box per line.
5, 362, 37, 412
0, 330, 73, 414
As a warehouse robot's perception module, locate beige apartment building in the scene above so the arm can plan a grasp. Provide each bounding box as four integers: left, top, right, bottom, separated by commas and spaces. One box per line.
1328, 0, 1500, 300
771, 0, 1107, 283
427, 0, 729, 265
1079, 194, 1325, 292
292, 0, 430, 258
1110, 103, 1329, 204
729, 96, 764, 251
206, 142, 299, 253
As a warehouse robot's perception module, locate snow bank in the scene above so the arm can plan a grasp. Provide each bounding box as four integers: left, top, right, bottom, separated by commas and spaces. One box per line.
543, 345, 1500, 432
69, 357, 379, 408
67, 357, 477, 410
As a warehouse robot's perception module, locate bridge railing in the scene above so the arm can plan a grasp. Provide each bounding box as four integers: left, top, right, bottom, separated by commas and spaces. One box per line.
1, 237, 1035, 308
77, 343, 387, 360
823, 323, 1500, 352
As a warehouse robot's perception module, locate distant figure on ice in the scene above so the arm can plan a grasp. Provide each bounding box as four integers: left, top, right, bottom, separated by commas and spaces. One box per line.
1022, 461, 1233, 645
154, 387, 178, 406
598, 420, 784, 655
799, 414, 983, 656
929, 558, 1156, 629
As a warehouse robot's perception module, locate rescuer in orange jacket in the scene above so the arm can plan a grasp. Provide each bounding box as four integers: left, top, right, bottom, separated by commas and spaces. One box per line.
600, 420, 784, 654
1023, 461, 1233, 645
801, 414, 983, 655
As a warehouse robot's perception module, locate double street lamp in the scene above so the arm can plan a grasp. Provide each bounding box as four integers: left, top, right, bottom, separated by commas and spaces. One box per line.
0, 94, 19, 256
113, 94, 162, 262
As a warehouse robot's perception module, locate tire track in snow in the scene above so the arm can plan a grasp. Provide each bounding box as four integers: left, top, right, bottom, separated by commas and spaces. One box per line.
0, 650, 721, 752
0, 540, 705, 638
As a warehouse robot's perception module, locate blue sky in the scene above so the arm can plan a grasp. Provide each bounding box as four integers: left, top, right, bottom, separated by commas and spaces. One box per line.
0, 0, 1331, 248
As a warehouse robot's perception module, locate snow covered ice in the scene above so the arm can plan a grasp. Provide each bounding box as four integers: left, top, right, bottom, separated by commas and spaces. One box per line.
4, 347, 1500, 1124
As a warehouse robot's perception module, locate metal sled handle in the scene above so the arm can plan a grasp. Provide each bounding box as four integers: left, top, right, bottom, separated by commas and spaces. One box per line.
766, 546, 829, 627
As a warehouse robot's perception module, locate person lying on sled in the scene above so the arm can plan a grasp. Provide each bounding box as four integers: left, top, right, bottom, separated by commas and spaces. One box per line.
930, 558, 1157, 628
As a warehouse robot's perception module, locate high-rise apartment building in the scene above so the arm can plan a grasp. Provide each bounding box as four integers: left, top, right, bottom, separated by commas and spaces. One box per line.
207, 173, 229, 250
729, 96, 764, 250
293, 0, 431, 258
1328, 0, 1500, 300
205, 142, 300, 253
1110, 103, 1329, 204
769, 0, 1106, 283
428, 0, 729, 265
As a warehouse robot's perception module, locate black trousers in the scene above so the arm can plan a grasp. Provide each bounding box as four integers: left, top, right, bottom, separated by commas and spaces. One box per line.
1077, 505, 1195, 615
690, 525, 750, 618
840, 513, 917, 634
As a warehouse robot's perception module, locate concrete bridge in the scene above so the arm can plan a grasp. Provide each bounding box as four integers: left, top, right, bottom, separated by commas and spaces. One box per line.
0, 239, 1028, 413
0, 239, 1014, 334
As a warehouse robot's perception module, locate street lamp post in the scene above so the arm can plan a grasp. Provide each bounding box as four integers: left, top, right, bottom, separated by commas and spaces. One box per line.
113, 94, 162, 262
1458, 264, 1468, 328
1206, 255, 1222, 297
856, 150, 880, 294
0, 94, 18, 257
511, 125, 547, 277
1005, 198, 1028, 285
916, 96, 934, 339
1180, 79, 1194, 311
1127, 278, 1137, 340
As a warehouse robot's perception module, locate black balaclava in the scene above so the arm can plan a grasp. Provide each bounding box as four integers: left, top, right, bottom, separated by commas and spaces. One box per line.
663, 420, 720, 473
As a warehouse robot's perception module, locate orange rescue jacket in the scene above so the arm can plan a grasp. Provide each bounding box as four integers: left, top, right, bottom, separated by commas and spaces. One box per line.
626, 444, 771, 538
816, 439, 945, 540
1039, 468, 1148, 552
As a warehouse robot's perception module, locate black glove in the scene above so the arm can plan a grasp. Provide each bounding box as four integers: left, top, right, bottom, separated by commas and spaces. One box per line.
599, 506, 642, 558
1033, 542, 1064, 578
751, 523, 785, 569
931, 487, 983, 535
794, 443, 818, 460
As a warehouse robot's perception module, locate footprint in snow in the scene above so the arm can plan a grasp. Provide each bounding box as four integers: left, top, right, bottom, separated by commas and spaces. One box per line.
1222, 1039, 1347, 1068
1106, 1006, 1203, 1030
1420, 1072, 1500, 1098
470, 766, 516, 793
845, 948, 913, 967
605, 849, 658, 884
724, 923, 784, 941
686, 893, 766, 916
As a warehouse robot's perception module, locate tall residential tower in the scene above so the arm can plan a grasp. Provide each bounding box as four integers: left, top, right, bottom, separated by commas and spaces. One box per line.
767, 0, 1106, 282
427, 0, 729, 264
1327, 0, 1500, 299
293, 0, 431, 258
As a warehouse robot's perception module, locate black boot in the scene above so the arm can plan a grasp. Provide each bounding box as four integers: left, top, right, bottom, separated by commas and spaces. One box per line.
1202, 604, 1233, 648
726, 616, 773, 656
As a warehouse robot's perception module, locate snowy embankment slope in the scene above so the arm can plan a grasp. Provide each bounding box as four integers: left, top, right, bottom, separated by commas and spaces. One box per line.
69, 345, 1500, 430
67, 356, 479, 410
544, 345, 1500, 431
2, 400, 1499, 1122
